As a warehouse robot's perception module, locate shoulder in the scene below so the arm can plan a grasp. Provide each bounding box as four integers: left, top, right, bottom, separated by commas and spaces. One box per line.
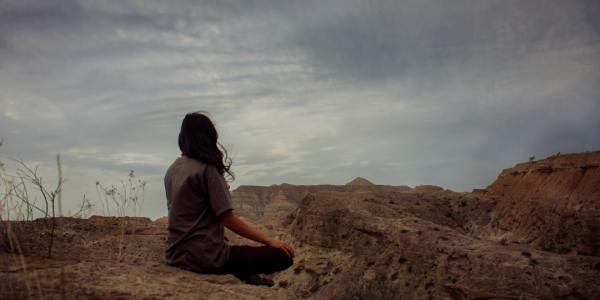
179, 157, 222, 181
202, 164, 222, 180
165, 156, 208, 178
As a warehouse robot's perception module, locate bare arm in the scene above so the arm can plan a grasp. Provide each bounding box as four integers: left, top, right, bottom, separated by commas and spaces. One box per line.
219, 210, 295, 258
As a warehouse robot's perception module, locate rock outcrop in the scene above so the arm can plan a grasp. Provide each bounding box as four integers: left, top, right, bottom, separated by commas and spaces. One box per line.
287, 189, 600, 299
478, 151, 600, 256
276, 151, 600, 299
231, 182, 410, 221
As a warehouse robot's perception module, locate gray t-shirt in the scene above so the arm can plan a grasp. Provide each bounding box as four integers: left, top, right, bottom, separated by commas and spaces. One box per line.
164, 156, 233, 272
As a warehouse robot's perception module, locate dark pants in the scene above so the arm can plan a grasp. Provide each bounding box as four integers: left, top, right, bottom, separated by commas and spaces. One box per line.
215, 245, 294, 279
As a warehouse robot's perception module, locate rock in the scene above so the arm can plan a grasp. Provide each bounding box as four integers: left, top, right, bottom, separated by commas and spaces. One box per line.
154, 216, 169, 224
288, 189, 600, 299
482, 150, 600, 256
231, 183, 410, 221
414, 185, 444, 192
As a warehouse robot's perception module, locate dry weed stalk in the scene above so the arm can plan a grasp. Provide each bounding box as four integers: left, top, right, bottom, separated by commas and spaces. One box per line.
95, 171, 147, 261
56, 153, 63, 217
0, 142, 42, 299
13, 158, 65, 258
95, 170, 147, 217
1, 150, 66, 258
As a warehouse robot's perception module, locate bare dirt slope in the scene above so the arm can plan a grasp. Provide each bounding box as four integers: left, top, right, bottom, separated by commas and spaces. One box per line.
2, 151, 600, 299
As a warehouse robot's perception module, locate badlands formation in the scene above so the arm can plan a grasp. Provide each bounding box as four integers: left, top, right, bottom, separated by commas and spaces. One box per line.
1, 151, 599, 299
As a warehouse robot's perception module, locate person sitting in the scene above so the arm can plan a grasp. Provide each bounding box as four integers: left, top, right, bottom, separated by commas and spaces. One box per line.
164, 111, 295, 286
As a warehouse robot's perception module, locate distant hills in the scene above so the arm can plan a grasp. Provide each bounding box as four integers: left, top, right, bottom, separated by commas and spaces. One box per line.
344, 177, 375, 186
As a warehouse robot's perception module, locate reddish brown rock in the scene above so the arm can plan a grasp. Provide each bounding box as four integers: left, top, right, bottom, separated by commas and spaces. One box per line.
231, 182, 410, 221
287, 190, 600, 299
153, 216, 169, 224
479, 151, 600, 256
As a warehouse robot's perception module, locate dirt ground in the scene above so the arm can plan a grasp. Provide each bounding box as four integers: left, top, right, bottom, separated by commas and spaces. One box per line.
0, 217, 288, 299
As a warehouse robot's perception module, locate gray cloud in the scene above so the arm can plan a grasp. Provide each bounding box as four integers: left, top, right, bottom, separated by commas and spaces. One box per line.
1, 0, 599, 219
287, 0, 600, 81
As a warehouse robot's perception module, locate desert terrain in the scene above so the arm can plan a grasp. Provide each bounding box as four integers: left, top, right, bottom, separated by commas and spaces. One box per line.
1, 151, 600, 299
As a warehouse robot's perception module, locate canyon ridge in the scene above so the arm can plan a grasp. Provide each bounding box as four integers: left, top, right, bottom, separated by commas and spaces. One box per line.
2, 151, 599, 299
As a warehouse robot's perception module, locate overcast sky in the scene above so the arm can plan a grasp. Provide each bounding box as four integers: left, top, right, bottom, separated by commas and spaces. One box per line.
1, 0, 599, 219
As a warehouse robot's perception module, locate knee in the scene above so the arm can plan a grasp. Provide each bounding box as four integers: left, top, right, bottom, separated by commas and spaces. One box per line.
271, 248, 294, 270
283, 255, 294, 269
273, 248, 294, 269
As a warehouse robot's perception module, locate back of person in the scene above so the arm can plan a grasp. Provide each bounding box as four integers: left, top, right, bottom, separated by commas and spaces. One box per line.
165, 156, 233, 273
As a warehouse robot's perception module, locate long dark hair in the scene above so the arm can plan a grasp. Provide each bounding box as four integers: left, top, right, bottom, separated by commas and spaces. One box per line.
178, 112, 234, 180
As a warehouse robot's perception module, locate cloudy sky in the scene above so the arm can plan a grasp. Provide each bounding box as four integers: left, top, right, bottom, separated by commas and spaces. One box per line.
1, 0, 599, 219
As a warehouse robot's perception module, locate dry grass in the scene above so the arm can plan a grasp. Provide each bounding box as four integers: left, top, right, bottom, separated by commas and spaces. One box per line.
1, 141, 150, 298
95, 170, 147, 217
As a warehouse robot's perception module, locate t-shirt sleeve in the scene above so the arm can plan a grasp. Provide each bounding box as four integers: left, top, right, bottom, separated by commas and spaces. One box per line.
203, 165, 234, 217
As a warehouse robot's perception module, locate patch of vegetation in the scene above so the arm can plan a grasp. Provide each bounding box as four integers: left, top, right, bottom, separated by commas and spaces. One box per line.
1, 150, 66, 258
95, 170, 147, 217
1, 141, 147, 261
499, 238, 508, 246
